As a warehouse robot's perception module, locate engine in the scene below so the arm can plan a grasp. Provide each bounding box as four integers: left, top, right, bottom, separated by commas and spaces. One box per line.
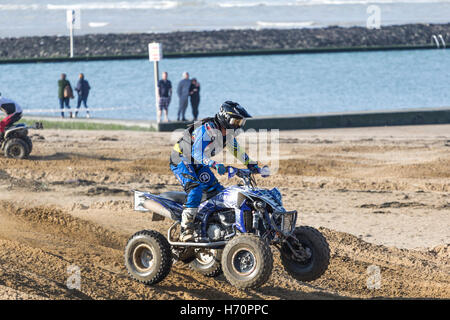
207, 224, 226, 241
207, 210, 235, 241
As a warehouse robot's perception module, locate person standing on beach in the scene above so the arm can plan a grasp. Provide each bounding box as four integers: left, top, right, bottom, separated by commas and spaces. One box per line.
75, 73, 91, 118
189, 78, 200, 121
157, 71, 172, 123
177, 72, 191, 121
58, 73, 73, 118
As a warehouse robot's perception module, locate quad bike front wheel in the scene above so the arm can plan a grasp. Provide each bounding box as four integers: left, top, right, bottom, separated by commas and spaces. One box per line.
124, 230, 172, 285
222, 234, 273, 289
4, 138, 29, 159
189, 248, 223, 277
280, 226, 330, 282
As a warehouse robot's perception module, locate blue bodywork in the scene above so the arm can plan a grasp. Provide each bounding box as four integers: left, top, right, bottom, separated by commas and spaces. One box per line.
139, 184, 285, 238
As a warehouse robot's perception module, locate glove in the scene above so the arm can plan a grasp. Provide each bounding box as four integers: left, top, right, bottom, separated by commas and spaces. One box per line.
247, 163, 260, 174
214, 163, 227, 175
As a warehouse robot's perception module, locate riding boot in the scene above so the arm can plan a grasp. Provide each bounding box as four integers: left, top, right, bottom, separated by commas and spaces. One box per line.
180, 207, 198, 242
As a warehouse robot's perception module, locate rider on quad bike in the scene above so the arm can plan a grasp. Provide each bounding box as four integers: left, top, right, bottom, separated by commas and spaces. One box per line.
0, 93, 23, 143
170, 101, 258, 242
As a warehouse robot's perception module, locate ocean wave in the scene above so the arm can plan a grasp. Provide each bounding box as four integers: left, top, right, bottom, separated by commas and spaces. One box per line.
217, 0, 450, 8
46, 1, 179, 10
88, 22, 110, 28
0, 4, 40, 10
256, 21, 315, 28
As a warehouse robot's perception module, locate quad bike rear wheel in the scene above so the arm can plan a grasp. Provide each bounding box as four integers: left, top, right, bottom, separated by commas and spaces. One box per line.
222, 234, 273, 289
280, 226, 330, 282
189, 248, 223, 277
124, 230, 172, 285
4, 138, 29, 159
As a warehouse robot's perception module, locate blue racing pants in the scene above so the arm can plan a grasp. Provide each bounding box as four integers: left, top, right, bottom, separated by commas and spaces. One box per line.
170, 159, 223, 208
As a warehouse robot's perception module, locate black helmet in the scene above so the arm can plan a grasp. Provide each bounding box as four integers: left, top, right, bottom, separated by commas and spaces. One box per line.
215, 101, 251, 129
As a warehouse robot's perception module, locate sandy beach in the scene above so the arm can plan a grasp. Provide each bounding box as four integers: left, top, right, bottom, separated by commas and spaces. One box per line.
0, 124, 448, 299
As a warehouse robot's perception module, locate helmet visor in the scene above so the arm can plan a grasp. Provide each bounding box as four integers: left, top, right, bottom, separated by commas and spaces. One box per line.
229, 117, 246, 128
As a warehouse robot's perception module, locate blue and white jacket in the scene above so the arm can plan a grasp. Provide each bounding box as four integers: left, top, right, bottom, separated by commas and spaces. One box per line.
171, 118, 251, 168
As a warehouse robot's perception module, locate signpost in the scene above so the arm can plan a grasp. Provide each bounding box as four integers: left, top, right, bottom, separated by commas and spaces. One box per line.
66, 9, 81, 58
149, 43, 163, 121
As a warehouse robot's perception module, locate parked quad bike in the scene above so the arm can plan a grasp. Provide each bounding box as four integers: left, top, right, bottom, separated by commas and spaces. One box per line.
0, 122, 43, 159
125, 166, 330, 290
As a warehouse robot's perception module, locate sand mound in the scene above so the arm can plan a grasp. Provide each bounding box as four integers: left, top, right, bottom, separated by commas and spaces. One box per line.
0, 284, 46, 300
0, 201, 124, 250
0, 126, 448, 299
0, 201, 448, 300
428, 244, 450, 264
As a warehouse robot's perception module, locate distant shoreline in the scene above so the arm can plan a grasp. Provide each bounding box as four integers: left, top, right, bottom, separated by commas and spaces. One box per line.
0, 45, 439, 65
0, 23, 448, 61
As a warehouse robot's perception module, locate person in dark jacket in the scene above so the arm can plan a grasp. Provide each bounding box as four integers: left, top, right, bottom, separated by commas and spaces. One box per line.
58, 73, 73, 118
177, 72, 191, 121
75, 73, 91, 118
189, 78, 200, 121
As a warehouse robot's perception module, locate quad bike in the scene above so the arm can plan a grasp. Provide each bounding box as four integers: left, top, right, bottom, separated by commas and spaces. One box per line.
125, 166, 330, 290
0, 122, 43, 159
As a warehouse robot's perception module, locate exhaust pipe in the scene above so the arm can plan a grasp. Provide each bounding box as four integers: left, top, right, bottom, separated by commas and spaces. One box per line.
143, 199, 173, 221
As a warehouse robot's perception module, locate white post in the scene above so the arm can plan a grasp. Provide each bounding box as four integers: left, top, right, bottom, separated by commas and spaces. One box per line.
67, 9, 80, 58
69, 22, 74, 58
154, 60, 159, 119
148, 43, 163, 122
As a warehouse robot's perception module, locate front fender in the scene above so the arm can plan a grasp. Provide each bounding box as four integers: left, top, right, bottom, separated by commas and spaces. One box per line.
237, 190, 286, 213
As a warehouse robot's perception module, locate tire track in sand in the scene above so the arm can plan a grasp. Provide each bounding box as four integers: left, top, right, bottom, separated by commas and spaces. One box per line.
0, 201, 448, 300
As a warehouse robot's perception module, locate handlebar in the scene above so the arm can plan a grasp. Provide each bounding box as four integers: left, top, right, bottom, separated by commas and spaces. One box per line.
226, 165, 270, 179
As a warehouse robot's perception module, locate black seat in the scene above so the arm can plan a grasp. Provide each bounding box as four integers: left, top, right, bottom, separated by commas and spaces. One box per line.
159, 191, 187, 204
159, 189, 219, 204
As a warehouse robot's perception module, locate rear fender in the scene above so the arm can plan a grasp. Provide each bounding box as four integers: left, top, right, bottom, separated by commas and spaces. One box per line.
133, 190, 182, 221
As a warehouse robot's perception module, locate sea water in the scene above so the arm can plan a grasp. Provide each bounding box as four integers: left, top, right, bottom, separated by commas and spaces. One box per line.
0, 49, 449, 120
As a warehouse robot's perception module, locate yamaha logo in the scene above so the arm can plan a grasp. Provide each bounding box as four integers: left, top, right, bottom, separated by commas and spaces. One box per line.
199, 172, 211, 183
